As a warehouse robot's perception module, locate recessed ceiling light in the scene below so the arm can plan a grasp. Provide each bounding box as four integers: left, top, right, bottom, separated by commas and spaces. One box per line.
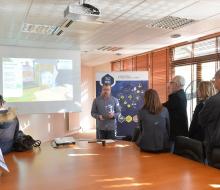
171, 34, 181, 38
116, 53, 122, 56
81, 50, 88, 53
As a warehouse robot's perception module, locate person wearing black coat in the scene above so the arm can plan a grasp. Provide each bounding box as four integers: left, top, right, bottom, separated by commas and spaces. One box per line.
189, 101, 204, 141
199, 70, 220, 167
189, 81, 216, 141
163, 75, 188, 141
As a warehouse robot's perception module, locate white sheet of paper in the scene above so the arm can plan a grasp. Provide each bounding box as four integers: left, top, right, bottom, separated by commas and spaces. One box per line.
54, 137, 75, 144
97, 139, 115, 144
0, 148, 9, 172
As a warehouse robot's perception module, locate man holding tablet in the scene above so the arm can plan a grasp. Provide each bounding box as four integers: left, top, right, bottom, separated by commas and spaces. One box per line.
91, 84, 121, 139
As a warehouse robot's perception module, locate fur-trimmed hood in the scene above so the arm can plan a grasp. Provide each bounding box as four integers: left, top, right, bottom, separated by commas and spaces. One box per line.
0, 108, 17, 123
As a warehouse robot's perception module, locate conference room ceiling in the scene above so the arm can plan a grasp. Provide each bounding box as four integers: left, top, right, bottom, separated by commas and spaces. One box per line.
1, 0, 220, 66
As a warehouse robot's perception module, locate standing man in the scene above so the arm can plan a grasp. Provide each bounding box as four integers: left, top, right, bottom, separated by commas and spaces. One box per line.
163, 75, 188, 141
91, 84, 121, 139
199, 70, 220, 166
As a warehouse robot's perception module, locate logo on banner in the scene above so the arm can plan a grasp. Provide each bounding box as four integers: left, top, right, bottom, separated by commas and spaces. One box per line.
100, 74, 115, 86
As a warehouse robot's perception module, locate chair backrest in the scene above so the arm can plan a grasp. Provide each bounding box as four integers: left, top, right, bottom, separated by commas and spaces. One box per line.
132, 127, 140, 142
210, 148, 220, 169
174, 136, 205, 163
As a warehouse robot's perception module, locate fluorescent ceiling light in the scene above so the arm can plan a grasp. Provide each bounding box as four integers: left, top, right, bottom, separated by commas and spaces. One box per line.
22, 23, 58, 35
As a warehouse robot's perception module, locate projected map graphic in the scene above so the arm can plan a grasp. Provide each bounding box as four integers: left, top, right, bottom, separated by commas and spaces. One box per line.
3, 58, 73, 102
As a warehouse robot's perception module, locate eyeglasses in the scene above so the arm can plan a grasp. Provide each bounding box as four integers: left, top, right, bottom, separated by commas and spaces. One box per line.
169, 81, 177, 84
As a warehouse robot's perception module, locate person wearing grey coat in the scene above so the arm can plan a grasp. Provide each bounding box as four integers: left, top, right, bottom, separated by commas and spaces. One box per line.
137, 89, 170, 152
137, 107, 170, 152
91, 84, 121, 139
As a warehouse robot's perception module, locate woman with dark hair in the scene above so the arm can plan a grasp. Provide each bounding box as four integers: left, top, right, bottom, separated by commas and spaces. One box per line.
0, 95, 19, 154
137, 89, 170, 152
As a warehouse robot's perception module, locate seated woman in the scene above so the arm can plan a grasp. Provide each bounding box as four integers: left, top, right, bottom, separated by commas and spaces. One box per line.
189, 81, 216, 141
0, 95, 19, 154
137, 89, 170, 152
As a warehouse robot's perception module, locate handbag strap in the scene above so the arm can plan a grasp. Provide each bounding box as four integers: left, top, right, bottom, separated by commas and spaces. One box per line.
33, 140, 41, 147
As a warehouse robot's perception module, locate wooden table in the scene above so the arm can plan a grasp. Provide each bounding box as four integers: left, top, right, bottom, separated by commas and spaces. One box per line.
0, 141, 220, 190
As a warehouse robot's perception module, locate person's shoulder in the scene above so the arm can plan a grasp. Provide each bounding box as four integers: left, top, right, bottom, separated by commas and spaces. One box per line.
193, 102, 204, 114
111, 96, 119, 101
197, 101, 205, 108
176, 89, 186, 97
139, 108, 150, 115
162, 106, 168, 112
0, 107, 17, 123
213, 92, 220, 100
206, 93, 220, 104
95, 96, 102, 101
169, 90, 183, 98
171, 89, 186, 102
161, 107, 169, 115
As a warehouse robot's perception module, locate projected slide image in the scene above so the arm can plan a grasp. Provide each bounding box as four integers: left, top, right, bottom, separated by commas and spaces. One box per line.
3, 58, 73, 102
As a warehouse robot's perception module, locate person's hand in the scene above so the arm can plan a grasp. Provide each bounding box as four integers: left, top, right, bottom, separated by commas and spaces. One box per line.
98, 115, 104, 120
108, 112, 115, 119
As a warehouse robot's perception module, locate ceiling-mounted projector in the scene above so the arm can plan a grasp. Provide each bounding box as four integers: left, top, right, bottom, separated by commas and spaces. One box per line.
64, 0, 100, 22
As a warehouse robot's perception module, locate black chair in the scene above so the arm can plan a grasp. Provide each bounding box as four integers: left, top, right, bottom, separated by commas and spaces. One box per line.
174, 136, 205, 163
209, 147, 220, 169
132, 127, 140, 142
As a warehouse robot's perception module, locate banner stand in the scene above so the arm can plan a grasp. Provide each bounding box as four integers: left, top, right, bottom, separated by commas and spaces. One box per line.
96, 71, 148, 137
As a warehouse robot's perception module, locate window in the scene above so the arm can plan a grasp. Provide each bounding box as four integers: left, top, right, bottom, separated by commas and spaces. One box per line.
201, 62, 216, 81
173, 44, 192, 60
194, 38, 216, 57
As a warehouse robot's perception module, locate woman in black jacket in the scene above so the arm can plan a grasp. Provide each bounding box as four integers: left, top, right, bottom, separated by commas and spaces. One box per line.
189, 81, 216, 141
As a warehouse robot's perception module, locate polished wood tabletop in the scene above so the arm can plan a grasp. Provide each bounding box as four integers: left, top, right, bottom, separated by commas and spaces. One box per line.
0, 140, 220, 190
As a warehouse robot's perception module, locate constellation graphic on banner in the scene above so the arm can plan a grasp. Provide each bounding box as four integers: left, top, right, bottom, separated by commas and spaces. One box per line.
96, 72, 148, 136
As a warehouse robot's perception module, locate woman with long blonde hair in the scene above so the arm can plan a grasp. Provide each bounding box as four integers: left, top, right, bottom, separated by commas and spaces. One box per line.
189, 81, 216, 141
137, 89, 170, 152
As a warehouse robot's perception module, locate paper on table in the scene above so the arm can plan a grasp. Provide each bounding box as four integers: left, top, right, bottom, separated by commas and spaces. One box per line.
97, 139, 115, 144
54, 137, 76, 145
0, 148, 9, 172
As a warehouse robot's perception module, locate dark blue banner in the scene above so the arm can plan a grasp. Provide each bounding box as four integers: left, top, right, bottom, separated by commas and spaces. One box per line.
96, 72, 148, 137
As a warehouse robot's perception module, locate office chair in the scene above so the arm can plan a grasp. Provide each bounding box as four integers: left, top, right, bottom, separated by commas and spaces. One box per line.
132, 127, 140, 142
209, 147, 220, 169
174, 136, 205, 163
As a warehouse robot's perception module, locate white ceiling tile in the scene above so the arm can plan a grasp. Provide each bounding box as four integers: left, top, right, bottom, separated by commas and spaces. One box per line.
0, 0, 220, 66
173, 1, 220, 20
